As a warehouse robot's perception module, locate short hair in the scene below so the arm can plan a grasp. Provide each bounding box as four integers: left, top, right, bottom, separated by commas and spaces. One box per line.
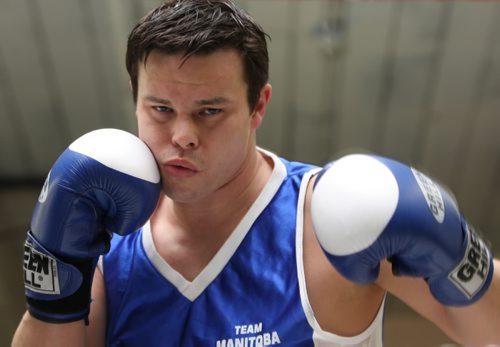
126, 0, 270, 111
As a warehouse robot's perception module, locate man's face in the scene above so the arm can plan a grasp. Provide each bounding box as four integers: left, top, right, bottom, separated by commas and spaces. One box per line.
135, 48, 267, 203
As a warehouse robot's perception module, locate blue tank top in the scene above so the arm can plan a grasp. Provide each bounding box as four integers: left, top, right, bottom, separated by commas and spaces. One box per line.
102, 150, 384, 346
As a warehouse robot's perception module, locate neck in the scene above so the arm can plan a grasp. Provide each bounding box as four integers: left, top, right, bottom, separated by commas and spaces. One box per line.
155, 148, 273, 237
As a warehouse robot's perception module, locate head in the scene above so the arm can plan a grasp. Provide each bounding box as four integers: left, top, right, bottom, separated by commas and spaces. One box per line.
126, 0, 269, 113
127, 0, 272, 203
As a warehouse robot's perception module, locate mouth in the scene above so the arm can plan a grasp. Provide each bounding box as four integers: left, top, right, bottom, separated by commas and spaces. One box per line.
163, 159, 198, 177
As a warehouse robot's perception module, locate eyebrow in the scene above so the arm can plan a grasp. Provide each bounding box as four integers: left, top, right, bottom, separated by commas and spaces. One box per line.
195, 96, 230, 106
144, 95, 171, 104
144, 95, 230, 106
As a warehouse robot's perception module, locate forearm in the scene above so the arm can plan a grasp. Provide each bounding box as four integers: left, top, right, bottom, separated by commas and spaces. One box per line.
12, 311, 86, 347
445, 258, 500, 345
15, 129, 157, 345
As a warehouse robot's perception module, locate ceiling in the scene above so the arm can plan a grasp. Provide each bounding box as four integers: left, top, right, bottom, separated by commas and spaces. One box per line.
0, 0, 499, 248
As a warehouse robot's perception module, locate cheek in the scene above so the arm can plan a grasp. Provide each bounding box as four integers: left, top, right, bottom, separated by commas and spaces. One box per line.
137, 119, 165, 158
136, 110, 148, 137
211, 123, 251, 167
137, 121, 152, 148
212, 120, 250, 153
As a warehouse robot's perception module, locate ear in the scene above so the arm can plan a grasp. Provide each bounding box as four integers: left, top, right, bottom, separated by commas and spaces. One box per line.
251, 83, 272, 130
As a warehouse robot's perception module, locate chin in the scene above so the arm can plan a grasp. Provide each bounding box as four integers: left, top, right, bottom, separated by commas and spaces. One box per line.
163, 185, 206, 204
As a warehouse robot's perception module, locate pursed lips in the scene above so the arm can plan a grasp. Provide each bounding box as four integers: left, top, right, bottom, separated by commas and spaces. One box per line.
163, 158, 198, 177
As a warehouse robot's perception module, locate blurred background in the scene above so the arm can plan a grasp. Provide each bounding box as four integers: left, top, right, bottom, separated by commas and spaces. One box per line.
1, 0, 499, 346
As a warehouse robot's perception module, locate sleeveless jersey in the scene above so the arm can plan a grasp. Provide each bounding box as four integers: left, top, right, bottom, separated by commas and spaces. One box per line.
102, 150, 385, 346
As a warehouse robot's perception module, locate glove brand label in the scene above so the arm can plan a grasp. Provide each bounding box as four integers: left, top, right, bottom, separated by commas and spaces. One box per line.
38, 171, 50, 203
449, 224, 490, 299
216, 322, 281, 347
23, 242, 60, 295
411, 168, 445, 223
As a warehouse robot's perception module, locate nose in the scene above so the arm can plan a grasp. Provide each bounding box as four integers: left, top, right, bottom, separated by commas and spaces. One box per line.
171, 116, 199, 150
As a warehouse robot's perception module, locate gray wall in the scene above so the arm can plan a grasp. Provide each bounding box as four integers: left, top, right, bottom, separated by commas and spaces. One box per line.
1, 1, 499, 345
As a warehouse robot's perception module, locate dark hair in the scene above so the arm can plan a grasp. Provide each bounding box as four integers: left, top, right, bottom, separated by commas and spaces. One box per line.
126, 0, 270, 111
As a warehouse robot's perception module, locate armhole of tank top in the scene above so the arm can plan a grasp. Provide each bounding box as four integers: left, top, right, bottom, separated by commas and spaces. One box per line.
295, 169, 385, 346
97, 255, 104, 275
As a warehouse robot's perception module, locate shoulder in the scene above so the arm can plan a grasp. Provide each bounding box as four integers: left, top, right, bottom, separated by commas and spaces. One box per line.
101, 227, 145, 281
258, 147, 318, 177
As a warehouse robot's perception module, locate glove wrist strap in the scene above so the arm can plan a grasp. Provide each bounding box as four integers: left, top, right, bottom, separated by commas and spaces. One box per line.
24, 231, 96, 323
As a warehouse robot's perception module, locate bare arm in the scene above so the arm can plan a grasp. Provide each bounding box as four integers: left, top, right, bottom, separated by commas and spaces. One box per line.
12, 313, 87, 347
87, 268, 107, 346
378, 259, 500, 345
12, 269, 107, 347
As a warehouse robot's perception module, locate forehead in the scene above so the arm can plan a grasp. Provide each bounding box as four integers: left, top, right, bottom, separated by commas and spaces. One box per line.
138, 48, 247, 89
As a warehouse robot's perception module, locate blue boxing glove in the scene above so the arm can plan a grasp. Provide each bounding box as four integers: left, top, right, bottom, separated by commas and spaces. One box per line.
23, 129, 161, 323
311, 154, 493, 306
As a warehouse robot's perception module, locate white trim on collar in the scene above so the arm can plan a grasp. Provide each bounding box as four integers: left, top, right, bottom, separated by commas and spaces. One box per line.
142, 149, 287, 301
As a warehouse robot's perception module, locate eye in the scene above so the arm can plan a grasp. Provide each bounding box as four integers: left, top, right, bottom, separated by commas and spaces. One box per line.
200, 108, 222, 117
153, 105, 173, 113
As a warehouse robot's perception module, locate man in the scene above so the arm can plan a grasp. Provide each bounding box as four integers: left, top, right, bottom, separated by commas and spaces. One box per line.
13, 0, 500, 346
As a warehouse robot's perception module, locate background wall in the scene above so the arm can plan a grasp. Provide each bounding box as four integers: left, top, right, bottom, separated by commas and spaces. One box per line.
1, 1, 499, 346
